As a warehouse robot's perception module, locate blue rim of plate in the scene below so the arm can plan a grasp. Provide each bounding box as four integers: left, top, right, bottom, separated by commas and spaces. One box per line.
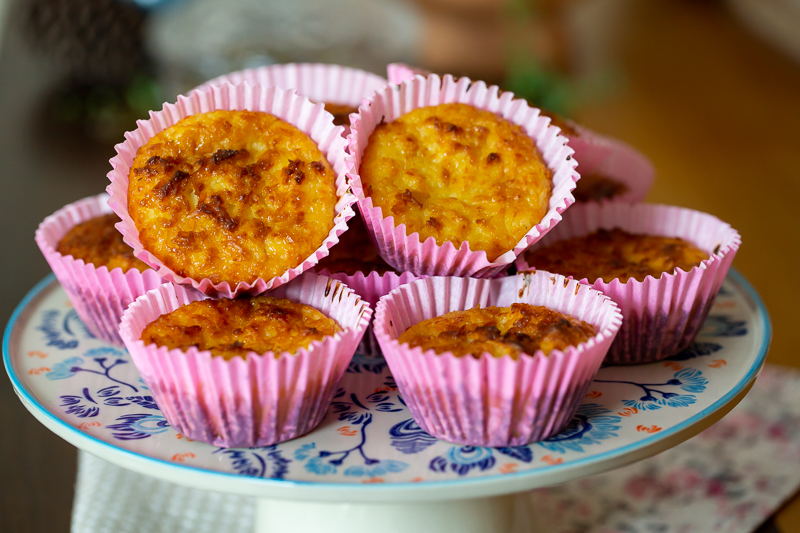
3, 269, 772, 497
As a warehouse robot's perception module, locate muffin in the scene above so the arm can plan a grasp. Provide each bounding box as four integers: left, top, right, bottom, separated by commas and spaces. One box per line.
399, 304, 596, 359
523, 228, 709, 284
141, 295, 340, 360
359, 103, 552, 262
374, 275, 622, 446
348, 73, 578, 277
128, 109, 337, 286
385, 64, 654, 203
107, 82, 355, 298
120, 273, 372, 447
36, 194, 164, 344
516, 202, 740, 364
57, 213, 151, 273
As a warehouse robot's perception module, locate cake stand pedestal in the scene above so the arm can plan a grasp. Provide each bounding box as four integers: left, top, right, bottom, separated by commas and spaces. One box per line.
4, 271, 770, 533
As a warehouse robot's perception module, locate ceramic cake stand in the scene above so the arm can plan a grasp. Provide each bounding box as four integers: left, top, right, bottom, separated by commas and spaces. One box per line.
4, 270, 770, 533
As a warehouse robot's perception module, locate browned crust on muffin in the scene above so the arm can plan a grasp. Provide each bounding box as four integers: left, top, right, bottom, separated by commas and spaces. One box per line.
398, 303, 595, 359
127, 110, 337, 285
359, 103, 552, 261
57, 213, 150, 273
524, 228, 709, 283
141, 295, 340, 360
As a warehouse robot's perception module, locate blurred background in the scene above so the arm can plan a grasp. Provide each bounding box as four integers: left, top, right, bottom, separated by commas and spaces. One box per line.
2, 0, 799, 531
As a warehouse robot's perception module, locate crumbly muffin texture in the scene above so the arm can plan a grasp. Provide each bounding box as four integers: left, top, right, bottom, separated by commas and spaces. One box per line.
57, 213, 150, 273
573, 173, 629, 203
128, 110, 337, 286
316, 214, 394, 275
141, 295, 340, 360
398, 303, 595, 359
359, 103, 552, 261
524, 228, 709, 284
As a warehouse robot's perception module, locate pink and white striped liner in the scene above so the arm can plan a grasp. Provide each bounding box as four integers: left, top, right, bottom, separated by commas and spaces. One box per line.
119, 273, 372, 448
195, 63, 389, 132
373, 275, 623, 446
515, 202, 741, 364
568, 126, 655, 203
318, 269, 420, 356
386, 63, 428, 85
347, 73, 579, 278
35, 194, 164, 345
106, 82, 356, 298
387, 63, 654, 203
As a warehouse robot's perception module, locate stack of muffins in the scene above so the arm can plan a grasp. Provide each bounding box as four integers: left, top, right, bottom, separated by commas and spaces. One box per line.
35, 62, 740, 449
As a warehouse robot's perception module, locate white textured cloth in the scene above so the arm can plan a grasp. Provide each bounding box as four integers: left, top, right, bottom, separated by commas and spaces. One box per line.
72, 365, 800, 533
71, 451, 255, 533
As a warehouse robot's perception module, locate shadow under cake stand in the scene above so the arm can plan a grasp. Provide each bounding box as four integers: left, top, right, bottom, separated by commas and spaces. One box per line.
3, 270, 770, 533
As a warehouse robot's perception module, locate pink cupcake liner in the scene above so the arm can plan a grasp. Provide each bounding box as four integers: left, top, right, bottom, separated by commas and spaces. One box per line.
318, 269, 421, 356
106, 82, 356, 299
386, 63, 429, 85
195, 63, 389, 132
35, 193, 165, 345
374, 275, 623, 446
387, 63, 654, 203
119, 272, 372, 448
347, 73, 579, 278
515, 202, 741, 364
568, 126, 655, 203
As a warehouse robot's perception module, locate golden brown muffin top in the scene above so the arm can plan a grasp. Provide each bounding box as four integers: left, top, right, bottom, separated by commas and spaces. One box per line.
524, 228, 709, 284
323, 103, 358, 128
359, 103, 552, 261
398, 303, 595, 359
128, 110, 337, 286
573, 173, 629, 203
57, 213, 151, 273
316, 214, 394, 275
141, 295, 340, 360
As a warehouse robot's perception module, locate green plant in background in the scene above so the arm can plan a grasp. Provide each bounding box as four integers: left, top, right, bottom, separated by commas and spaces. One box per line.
505, 59, 573, 116
502, 0, 625, 118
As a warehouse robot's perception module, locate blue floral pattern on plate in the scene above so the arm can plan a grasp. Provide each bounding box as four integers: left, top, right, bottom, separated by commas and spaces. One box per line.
7, 274, 763, 484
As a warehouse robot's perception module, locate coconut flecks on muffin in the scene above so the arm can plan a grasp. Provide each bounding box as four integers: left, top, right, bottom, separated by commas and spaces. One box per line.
398, 303, 595, 359
141, 295, 340, 360
359, 103, 552, 261
127, 110, 337, 286
524, 228, 709, 283
57, 213, 150, 273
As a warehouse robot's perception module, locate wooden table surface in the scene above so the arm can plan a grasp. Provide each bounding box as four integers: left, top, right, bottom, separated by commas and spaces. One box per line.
0, 1, 797, 531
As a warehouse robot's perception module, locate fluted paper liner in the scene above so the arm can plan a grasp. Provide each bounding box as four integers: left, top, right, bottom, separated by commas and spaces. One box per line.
196, 63, 388, 132
347, 73, 580, 277
387, 63, 654, 203
106, 82, 356, 298
318, 269, 420, 356
373, 275, 622, 446
568, 126, 655, 203
386, 63, 429, 85
515, 202, 741, 364
119, 273, 372, 447
35, 193, 165, 345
